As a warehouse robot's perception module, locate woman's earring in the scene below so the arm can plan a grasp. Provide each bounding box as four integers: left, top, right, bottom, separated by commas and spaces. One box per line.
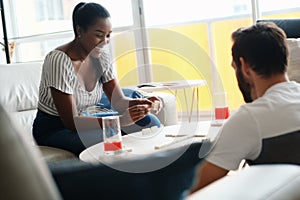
78, 35, 81, 38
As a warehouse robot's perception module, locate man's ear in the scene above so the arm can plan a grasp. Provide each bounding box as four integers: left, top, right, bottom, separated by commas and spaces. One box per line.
239, 57, 251, 79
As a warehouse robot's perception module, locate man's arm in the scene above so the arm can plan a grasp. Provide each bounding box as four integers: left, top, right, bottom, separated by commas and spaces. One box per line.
190, 161, 229, 193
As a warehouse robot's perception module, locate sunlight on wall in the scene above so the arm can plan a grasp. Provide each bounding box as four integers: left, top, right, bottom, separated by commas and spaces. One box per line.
149, 24, 213, 112
212, 18, 252, 110
111, 31, 138, 86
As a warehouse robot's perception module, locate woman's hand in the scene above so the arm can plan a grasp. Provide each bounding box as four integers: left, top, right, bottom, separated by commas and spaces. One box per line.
146, 96, 162, 114
129, 98, 152, 107
129, 96, 162, 114
119, 104, 151, 126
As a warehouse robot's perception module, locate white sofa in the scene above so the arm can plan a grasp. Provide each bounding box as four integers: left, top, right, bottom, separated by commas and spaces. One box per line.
0, 62, 77, 161
186, 164, 300, 200
0, 62, 178, 162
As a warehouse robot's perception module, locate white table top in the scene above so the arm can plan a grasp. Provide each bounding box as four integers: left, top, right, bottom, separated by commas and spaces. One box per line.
79, 121, 221, 165
132, 79, 207, 92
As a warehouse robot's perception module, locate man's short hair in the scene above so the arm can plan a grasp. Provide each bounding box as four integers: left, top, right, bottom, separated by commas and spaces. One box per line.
231, 22, 288, 78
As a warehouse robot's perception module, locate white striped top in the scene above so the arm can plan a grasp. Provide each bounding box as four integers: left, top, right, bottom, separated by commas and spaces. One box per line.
38, 49, 115, 116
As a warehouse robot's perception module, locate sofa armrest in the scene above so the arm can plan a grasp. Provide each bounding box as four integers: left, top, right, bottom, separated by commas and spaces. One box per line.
186, 164, 300, 200
149, 91, 178, 126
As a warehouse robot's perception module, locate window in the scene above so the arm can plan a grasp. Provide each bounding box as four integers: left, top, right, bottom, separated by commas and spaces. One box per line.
141, 0, 300, 111
3, 0, 134, 63
143, 0, 251, 26
36, 0, 64, 21
142, 0, 252, 111
259, 0, 300, 19
259, 0, 300, 13
1, 0, 300, 113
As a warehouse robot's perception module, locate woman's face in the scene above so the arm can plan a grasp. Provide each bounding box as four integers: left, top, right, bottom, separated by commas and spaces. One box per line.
79, 17, 112, 57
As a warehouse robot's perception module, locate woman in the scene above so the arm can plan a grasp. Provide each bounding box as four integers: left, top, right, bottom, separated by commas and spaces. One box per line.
33, 2, 161, 156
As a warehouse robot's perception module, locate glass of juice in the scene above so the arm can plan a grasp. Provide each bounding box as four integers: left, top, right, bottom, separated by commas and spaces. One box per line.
213, 92, 230, 123
102, 115, 123, 155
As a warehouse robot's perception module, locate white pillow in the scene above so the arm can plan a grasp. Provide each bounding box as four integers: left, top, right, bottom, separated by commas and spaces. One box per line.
0, 62, 43, 112
287, 38, 300, 83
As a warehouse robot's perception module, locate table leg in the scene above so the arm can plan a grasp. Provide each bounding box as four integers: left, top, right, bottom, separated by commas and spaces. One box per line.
197, 87, 199, 120
188, 87, 200, 122
183, 89, 190, 121
189, 88, 195, 122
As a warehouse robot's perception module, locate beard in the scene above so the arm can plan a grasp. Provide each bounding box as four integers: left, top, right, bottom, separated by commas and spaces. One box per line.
236, 68, 253, 103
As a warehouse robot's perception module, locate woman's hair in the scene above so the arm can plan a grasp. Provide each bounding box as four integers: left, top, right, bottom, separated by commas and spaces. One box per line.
231, 22, 288, 78
72, 2, 111, 37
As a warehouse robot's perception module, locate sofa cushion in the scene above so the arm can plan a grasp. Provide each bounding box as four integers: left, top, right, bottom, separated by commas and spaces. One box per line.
39, 146, 77, 162
0, 62, 43, 112
0, 62, 43, 143
9, 110, 38, 144
287, 38, 300, 83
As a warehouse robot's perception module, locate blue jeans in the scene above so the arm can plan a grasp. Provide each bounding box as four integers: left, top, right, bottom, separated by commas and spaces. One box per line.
32, 110, 97, 156
33, 89, 161, 156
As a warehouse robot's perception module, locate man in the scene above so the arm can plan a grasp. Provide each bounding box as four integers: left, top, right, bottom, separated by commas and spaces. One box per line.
192, 22, 300, 191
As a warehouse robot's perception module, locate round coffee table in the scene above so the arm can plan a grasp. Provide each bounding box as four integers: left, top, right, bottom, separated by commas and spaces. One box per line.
79, 121, 220, 164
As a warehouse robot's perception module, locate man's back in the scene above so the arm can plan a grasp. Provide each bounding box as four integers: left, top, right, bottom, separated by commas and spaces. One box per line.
244, 81, 300, 165
206, 81, 300, 170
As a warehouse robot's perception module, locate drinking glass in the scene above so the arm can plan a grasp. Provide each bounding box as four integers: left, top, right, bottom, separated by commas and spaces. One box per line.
102, 115, 123, 155
213, 92, 229, 122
